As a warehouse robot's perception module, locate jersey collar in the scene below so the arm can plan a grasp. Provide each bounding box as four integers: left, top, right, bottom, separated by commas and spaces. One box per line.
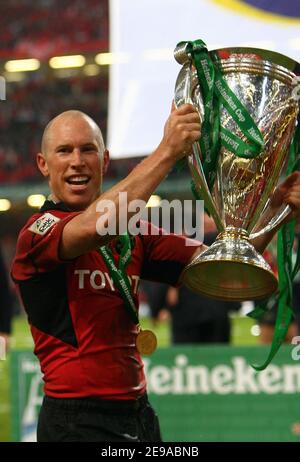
40, 200, 71, 213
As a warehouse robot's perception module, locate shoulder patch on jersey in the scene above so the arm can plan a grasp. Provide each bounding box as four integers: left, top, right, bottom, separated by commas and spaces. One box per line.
28, 213, 61, 235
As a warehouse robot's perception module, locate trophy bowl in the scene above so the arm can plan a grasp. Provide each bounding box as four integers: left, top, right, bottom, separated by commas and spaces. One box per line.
175, 44, 300, 301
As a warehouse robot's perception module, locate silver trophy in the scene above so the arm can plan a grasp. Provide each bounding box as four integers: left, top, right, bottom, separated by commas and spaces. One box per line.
174, 43, 300, 301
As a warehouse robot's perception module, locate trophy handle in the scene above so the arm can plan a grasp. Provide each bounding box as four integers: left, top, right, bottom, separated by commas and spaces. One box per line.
249, 204, 291, 239
187, 150, 225, 232
174, 46, 225, 233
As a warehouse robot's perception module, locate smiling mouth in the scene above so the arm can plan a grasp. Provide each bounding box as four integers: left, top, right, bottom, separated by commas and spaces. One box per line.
66, 175, 91, 186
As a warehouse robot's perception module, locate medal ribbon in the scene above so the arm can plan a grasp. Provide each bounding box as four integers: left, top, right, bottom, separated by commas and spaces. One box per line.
98, 234, 139, 326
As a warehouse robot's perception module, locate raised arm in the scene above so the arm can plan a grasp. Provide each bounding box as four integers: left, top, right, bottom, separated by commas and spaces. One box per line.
60, 104, 201, 259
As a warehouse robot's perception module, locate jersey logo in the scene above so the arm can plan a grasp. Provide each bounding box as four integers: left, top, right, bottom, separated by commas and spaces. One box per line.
28, 213, 60, 235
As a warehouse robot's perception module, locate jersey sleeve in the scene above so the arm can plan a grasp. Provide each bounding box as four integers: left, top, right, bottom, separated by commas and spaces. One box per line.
139, 221, 202, 286
12, 211, 80, 281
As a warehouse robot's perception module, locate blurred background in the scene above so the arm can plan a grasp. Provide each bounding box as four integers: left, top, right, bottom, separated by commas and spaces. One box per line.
1, 0, 300, 443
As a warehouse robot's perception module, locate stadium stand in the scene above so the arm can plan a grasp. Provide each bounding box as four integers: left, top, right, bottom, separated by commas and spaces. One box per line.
0, 73, 108, 184
0, 0, 111, 184
0, 0, 108, 59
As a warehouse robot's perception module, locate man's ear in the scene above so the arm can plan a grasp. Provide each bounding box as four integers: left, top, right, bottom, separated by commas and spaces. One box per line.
102, 149, 110, 175
36, 152, 49, 177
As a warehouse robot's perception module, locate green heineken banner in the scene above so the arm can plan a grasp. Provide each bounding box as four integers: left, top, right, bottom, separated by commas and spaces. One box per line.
10, 351, 43, 442
10, 345, 300, 442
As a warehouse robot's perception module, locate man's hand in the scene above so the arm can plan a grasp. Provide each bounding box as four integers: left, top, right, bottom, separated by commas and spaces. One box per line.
251, 171, 300, 253
0, 333, 9, 356
158, 103, 201, 161
270, 171, 300, 221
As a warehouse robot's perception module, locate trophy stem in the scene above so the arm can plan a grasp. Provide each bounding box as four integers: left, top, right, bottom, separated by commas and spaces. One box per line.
181, 227, 278, 301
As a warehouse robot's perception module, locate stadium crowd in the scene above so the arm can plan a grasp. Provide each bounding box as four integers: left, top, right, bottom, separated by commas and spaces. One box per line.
0, 73, 108, 184
0, 0, 112, 185
0, 0, 108, 59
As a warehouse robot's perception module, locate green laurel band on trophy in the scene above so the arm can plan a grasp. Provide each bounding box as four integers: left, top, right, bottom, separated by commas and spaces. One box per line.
174, 39, 300, 368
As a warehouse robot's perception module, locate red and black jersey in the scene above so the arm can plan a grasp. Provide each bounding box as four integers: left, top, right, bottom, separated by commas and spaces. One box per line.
12, 200, 199, 400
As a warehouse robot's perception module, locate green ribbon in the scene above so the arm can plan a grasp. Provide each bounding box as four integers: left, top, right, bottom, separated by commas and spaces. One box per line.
250, 116, 300, 370
98, 234, 139, 325
177, 39, 264, 190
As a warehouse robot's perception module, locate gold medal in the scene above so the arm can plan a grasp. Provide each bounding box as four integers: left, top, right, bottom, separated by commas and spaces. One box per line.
136, 329, 157, 355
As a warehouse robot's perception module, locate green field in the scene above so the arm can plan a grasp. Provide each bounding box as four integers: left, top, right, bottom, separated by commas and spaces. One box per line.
0, 314, 257, 442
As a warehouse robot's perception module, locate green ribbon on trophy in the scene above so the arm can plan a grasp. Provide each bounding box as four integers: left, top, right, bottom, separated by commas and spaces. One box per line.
98, 234, 157, 356
177, 39, 264, 189
176, 39, 300, 370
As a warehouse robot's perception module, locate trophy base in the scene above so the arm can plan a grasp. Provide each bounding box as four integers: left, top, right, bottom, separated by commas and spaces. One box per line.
181, 228, 278, 301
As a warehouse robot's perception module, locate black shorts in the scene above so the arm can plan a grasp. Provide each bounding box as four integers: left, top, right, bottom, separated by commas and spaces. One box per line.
37, 393, 162, 442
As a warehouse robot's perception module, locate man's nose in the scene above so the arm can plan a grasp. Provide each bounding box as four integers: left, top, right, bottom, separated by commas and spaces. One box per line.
70, 148, 85, 167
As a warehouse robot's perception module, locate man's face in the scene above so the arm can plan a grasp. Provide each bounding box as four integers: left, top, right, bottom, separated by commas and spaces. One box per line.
37, 115, 108, 211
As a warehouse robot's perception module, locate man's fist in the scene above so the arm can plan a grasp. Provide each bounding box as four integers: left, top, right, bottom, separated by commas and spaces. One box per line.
159, 103, 201, 161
